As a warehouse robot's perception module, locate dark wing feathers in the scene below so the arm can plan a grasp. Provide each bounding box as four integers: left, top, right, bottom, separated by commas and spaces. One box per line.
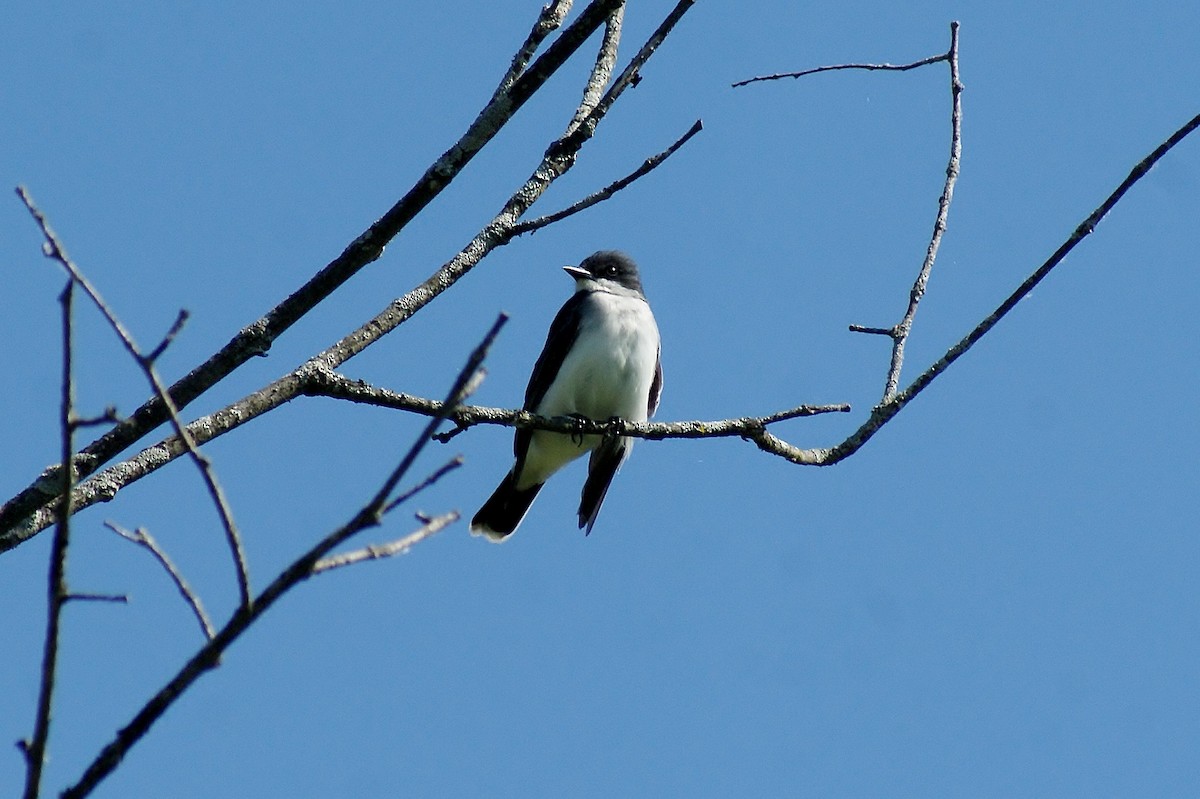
647, 344, 662, 417
514, 291, 588, 461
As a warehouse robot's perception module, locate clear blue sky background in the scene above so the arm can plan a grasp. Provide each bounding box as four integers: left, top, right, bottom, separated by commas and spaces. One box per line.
3, 2, 1199, 797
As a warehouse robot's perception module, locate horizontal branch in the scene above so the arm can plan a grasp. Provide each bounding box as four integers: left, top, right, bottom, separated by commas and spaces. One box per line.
303, 368, 851, 442
65, 592, 129, 604
732, 51, 948, 88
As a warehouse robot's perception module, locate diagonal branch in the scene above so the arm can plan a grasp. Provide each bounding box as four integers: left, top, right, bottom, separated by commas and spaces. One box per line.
491, 0, 576, 102
106, 521, 215, 641
312, 511, 460, 575
510, 118, 703, 237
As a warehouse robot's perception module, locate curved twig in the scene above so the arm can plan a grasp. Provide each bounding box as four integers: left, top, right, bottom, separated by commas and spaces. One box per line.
106, 521, 215, 641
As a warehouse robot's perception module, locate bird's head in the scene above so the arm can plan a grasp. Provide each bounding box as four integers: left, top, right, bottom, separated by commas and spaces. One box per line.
563, 250, 645, 297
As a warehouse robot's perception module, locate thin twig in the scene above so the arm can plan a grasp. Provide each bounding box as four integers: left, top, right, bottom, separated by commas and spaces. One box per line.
146, 309, 190, 363
510, 118, 704, 236
16, 186, 252, 611
847, 324, 894, 336
65, 592, 130, 604
22, 280, 77, 799
106, 521, 215, 640
383, 455, 466, 514
73, 407, 121, 427
732, 51, 948, 88
556, 0, 695, 151
312, 512, 460, 575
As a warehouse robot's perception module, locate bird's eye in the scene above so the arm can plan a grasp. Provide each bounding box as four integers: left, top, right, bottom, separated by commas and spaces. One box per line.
606, 266, 618, 275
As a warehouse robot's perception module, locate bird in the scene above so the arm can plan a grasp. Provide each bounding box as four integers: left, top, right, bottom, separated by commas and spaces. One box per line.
470, 250, 662, 541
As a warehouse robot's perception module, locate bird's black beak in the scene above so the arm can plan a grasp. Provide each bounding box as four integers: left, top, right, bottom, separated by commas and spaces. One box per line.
562, 265, 591, 281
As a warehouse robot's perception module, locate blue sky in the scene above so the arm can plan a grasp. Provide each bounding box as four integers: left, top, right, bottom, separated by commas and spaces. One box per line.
3, 2, 1199, 797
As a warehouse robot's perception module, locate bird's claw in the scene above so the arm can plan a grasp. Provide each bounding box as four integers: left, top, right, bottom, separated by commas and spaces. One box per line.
567, 413, 588, 446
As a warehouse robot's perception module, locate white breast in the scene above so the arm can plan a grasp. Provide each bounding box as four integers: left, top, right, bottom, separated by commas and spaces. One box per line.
536, 291, 659, 422
517, 290, 660, 488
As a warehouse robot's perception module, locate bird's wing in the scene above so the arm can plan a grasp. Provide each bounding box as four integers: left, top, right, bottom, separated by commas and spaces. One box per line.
648, 343, 663, 418
514, 291, 589, 462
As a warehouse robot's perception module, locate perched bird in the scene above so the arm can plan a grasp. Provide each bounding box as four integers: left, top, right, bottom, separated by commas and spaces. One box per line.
470, 251, 662, 540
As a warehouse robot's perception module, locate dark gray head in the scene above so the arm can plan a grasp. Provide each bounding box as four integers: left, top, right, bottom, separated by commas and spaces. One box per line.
562, 250, 645, 296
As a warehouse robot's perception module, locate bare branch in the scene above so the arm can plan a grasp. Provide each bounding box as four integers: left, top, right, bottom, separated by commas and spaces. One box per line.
568, 2, 625, 131
510, 118, 704, 237
732, 51, 948, 88
881, 107, 1200, 421
146, 309, 190, 363
311, 511, 459, 576
64, 592, 130, 604
302, 368, 850, 442
383, 455, 466, 515
732, 22, 967, 407
491, 0, 575, 100
847, 324, 895, 337
15, 187, 252, 610
106, 521, 215, 641
22, 280, 77, 799
73, 406, 121, 428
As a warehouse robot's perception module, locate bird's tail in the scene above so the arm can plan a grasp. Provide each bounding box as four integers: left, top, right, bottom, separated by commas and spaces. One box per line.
470, 470, 543, 542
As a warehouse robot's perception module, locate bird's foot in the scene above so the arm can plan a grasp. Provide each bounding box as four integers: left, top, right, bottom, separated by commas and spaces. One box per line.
567, 413, 589, 446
